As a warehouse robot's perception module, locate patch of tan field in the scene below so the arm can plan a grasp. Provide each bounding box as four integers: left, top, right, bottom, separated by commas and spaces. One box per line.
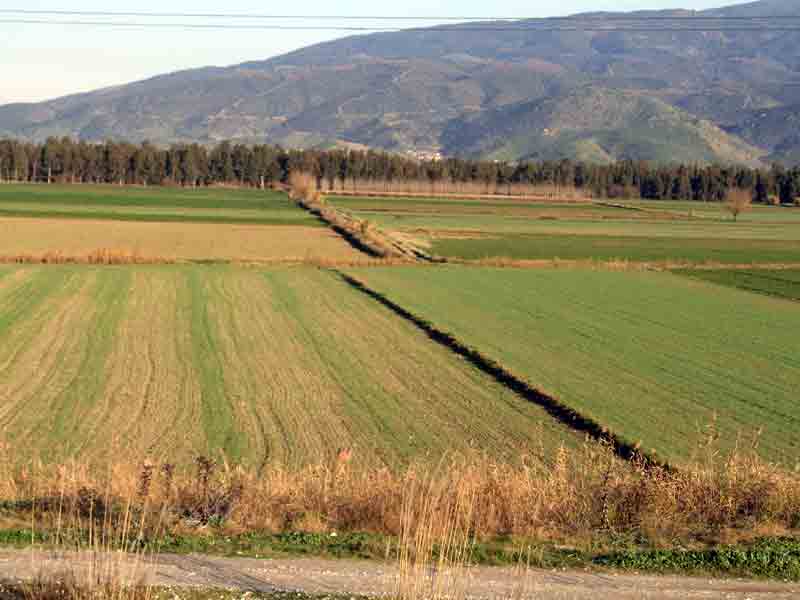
0, 218, 364, 262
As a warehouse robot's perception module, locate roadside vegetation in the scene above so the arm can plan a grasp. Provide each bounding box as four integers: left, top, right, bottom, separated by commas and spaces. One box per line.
0, 440, 798, 583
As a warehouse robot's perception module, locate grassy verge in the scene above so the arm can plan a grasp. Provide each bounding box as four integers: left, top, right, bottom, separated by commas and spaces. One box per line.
0, 528, 797, 581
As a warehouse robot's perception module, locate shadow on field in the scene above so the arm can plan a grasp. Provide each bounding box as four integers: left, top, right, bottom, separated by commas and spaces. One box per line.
337, 271, 668, 470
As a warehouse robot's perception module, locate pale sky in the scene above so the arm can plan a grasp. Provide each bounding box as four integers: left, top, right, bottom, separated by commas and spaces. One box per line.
2, 0, 750, 105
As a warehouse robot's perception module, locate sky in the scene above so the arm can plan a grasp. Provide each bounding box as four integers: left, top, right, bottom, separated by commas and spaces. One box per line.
1, 0, 750, 105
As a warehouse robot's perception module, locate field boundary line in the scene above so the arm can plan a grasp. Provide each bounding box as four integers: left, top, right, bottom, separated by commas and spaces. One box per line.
450, 258, 800, 271
336, 271, 668, 470
294, 192, 442, 262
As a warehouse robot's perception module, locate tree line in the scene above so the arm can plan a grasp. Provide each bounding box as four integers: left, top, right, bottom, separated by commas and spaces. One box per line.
0, 137, 798, 204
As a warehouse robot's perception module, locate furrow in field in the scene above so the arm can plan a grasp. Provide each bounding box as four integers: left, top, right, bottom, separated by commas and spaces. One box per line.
205, 269, 353, 468
0, 265, 579, 467
186, 268, 248, 462
0, 269, 73, 340
83, 269, 205, 463
0, 271, 101, 454
272, 269, 577, 466
43, 269, 132, 456
0, 269, 85, 395
0, 268, 31, 298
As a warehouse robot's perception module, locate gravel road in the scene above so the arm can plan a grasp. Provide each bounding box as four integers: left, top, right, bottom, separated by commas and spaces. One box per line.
0, 549, 797, 599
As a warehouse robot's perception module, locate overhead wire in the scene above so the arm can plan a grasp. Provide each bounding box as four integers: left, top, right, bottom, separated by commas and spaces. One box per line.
1, 18, 800, 33
1, 8, 800, 20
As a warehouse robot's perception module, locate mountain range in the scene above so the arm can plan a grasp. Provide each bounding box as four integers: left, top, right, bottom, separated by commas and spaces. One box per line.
1, 0, 800, 165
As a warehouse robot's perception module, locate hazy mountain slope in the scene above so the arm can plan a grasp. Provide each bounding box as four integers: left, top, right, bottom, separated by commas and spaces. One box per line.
442, 88, 765, 165
0, 0, 798, 163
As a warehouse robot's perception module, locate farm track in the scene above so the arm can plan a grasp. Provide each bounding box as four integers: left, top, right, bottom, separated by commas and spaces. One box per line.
336, 271, 666, 469
0, 550, 797, 599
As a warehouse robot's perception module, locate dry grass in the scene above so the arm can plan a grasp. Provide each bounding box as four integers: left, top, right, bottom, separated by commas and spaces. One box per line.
1, 250, 174, 265
0, 218, 363, 262
2, 440, 798, 548
726, 188, 753, 222
289, 172, 416, 260
6, 572, 152, 600
0, 461, 160, 600
0, 439, 798, 600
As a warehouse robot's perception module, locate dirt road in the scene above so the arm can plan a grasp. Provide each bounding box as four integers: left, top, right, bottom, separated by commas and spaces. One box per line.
0, 549, 796, 599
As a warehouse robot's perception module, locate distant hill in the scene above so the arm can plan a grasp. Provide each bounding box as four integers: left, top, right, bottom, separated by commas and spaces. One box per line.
1, 0, 799, 164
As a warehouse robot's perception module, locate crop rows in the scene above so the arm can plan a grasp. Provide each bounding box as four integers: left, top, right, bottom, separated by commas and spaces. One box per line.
347, 266, 800, 464
0, 266, 576, 466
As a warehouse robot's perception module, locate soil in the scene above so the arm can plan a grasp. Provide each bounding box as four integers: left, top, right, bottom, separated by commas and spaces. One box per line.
0, 550, 796, 599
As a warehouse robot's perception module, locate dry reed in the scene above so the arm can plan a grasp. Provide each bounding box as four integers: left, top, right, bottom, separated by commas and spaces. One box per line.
2, 440, 798, 548
0, 250, 175, 265
726, 188, 753, 222
289, 172, 418, 260
0, 438, 798, 599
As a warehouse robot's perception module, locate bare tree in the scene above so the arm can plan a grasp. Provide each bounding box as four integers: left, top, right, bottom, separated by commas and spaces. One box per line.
725, 188, 752, 222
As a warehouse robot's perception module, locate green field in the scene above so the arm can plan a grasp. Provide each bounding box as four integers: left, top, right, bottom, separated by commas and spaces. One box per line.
330, 195, 800, 263
622, 200, 800, 223
677, 269, 800, 302
0, 265, 575, 467
1, 184, 797, 472
346, 266, 800, 465
0, 184, 321, 226
432, 234, 800, 263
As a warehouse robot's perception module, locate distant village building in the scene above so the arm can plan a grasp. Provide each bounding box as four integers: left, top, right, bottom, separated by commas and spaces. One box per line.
406, 150, 443, 162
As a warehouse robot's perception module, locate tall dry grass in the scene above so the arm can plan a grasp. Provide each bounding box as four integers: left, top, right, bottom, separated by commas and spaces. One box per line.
324, 178, 591, 202
0, 249, 174, 265
289, 171, 415, 260
726, 188, 753, 222
1, 439, 798, 598
5, 459, 163, 600
2, 440, 798, 548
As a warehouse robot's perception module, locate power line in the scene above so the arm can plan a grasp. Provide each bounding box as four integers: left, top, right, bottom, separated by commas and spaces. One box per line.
2, 18, 800, 33
1, 8, 800, 21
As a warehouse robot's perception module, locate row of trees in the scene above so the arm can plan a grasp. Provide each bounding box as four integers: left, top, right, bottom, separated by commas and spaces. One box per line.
0, 137, 798, 204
